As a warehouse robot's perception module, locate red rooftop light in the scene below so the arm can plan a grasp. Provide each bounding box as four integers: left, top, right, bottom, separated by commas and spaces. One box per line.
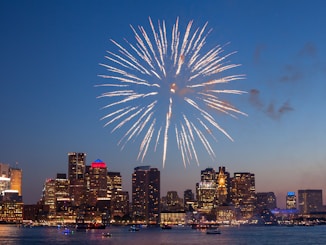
91, 159, 106, 168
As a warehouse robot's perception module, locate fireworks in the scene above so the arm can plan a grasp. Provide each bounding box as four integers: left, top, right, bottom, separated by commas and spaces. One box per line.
97, 17, 247, 167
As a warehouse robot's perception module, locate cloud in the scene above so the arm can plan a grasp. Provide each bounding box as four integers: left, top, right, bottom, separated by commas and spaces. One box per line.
249, 89, 264, 109
266, 101, 294, 120
280, 64, 304, 83
253, 44, 266, 65
299, 42, 317, 58
248, 42, 325, 120
249, 89, 294, 120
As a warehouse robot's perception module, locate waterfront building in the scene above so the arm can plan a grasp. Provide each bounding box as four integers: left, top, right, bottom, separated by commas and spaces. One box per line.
196, 167, 217, 213
55, 173, 70, 201
107, 171, 122, 200
68, 152, 86, 206
23, 204, 41, 221
183, 189, 195, 211
42, 179, 56, 218
107, 171, 128, 218
0, 190, 23, 223
132, 166, 160, 224
0, 164, 23, 223
55, 173, 73, 221
256, 192, 277, 213
160, 211, 186, 225
110, 189, 129, 218
231, 172, 256, 219
286, 192, 297, 210
216, 205, 236, 223
298, 189, 323, 214
161, 191, 184, 212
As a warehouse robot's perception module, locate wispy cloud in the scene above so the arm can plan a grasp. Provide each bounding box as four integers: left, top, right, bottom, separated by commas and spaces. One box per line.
248, 42, 326, 120
249, 89, 294, 120
266, 101, 294, 120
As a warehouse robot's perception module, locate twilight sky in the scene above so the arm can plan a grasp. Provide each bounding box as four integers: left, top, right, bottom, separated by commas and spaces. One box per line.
1, 0, 326, 208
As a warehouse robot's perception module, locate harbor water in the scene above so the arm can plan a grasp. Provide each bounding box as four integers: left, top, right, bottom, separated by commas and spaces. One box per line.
1, 224, 326, 245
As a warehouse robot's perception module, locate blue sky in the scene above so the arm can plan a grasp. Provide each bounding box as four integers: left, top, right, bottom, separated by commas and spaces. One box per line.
1, 0, 326, 207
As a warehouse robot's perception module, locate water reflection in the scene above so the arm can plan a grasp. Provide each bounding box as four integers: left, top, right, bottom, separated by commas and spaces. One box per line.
0, 224, 326, 245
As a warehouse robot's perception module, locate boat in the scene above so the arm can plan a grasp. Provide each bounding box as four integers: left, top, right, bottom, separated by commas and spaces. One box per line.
161, 224, 172, 229
76, 222, 106, 230
102, 232, 112, 237
63, 228, 74, 235
206, 228, 221, 234
88, 223, 106, 229
192, 223, 219, 229
76, 223, 87, 230
128, 225, 140, 232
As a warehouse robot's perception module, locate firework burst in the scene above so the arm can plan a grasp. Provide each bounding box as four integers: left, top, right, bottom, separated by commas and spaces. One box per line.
97, 17, 247, 167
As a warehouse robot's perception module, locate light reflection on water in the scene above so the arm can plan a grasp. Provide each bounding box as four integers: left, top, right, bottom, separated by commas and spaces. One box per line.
1, 224, 326, 245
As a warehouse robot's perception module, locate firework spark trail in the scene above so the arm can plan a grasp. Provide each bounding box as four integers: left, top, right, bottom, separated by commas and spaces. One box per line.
162, 98, 173, 167
118, 101, 156, 149
97, 17, 247, 167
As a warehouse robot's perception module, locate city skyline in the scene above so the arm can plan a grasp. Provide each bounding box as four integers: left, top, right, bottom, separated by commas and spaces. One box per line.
1, 1, 326, 208
3, 154, 325, 211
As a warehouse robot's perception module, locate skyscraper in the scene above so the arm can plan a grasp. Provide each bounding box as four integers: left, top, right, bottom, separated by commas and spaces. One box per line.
298, 189, 323, 214
231, 172, 256, 219
85, 159, 108, 206
107, 171, 129, 217
0, 164, 22, 197
110, 189, 129, 218
286, 192, 297, 210
68, 152, 86, 206
0, 163, 9, 177
42, 178, 56, 217
55, 173, 71, 216
184, 189, 195, 211
132, 166, 160, 224
0, 163, 10, 193
256, 192, 277, 212
216, 166, 231, 205
196, 167, 217, 212
107, 171, 122, 200
9, 168, 22, 196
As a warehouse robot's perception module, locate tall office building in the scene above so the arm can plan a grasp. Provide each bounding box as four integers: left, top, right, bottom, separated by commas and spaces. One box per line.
286, 192, 297, 210
298, 189, 323, 214
55, 173, 71, 215
107, 171, 129, 217
184, 189, 195, 211
216, 166, 231, 205
68, 152, 86, 206
0, 163, 10, 193
107, 172, 122, 200
42, 179, 56, 217
85, 159, 108, 206
0, 163, 23, 223
196, 167, 217, 212
0, 163, 10, 177
256, 192, 277, 212
110, 189, 129, 218
9, 168, 22, 196
132, 166, 160, 224
231, 172, 256, 219
0, 190, 23, 223
0, 164, 22, 197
